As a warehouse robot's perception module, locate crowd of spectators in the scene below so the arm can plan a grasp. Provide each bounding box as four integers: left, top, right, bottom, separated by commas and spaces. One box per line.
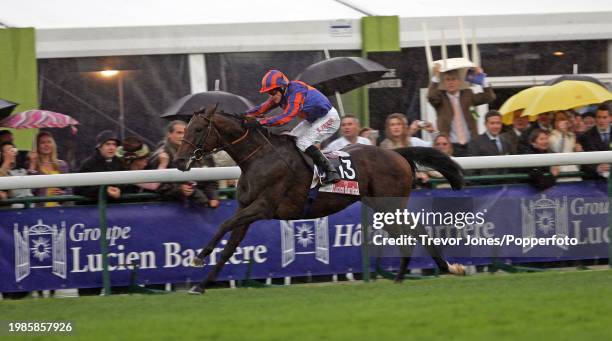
0, 119, 220, 207
318, 102, 610, 189
0, 95, 609, 204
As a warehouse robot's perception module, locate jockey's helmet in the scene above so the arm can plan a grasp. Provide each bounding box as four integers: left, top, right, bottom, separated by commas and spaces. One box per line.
259, 70, 289, 93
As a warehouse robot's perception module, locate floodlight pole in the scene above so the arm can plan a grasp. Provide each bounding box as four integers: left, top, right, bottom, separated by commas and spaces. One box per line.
117, 73, 125, 141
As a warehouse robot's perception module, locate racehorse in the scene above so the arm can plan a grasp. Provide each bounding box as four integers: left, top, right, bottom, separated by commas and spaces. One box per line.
175, 106, 466, 294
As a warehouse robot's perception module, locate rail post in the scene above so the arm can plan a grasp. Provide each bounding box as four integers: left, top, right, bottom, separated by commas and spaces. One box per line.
98, 185, 112, 295
361, 203, 371, 282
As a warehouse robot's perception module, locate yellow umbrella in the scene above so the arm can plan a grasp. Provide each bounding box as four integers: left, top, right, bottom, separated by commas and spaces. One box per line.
499, 86, 548, 124
522, 80, 612, 117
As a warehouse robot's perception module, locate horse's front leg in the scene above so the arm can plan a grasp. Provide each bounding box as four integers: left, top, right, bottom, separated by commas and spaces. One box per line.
188, 224, 249, 295
188, 199, 272, 294
192, 199, 271, 267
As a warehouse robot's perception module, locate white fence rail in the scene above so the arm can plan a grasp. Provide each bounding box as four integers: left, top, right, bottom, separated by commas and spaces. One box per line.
1, 151, 612, 190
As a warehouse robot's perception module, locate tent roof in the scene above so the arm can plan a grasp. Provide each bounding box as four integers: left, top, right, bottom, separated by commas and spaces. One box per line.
3, 0, 612, 29
3, 0, 612, 58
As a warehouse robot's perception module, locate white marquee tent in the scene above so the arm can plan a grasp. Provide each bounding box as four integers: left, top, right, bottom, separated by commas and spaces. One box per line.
2, 0, 612, 58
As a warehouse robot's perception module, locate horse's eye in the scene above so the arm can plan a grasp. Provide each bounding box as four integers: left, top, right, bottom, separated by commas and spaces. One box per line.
195, 127, 203, 133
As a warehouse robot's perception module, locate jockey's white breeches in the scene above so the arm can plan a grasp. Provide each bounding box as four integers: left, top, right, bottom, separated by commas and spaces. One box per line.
290, 107, 341, 151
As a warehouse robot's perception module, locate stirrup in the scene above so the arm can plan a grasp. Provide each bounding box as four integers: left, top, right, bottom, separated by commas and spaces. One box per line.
322, 170, 341, 184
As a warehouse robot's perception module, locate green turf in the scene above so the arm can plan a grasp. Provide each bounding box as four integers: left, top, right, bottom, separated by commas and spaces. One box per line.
1, 270, 611, 340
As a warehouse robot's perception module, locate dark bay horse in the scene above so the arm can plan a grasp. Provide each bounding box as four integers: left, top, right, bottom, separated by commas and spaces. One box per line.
175, 106, 466, 294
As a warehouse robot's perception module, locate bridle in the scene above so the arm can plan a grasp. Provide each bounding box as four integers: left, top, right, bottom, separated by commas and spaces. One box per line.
181, 113, 263, 168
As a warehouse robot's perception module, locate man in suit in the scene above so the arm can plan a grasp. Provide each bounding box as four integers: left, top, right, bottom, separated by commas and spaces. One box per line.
427, 63, 496, 157
501, 110, 530, 155
578, 104, 611, 179
468, 110, 512, 176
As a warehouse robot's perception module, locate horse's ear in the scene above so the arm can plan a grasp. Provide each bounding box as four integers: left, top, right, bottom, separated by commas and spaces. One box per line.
194, 107, 207, 116
205, 103, 219, 117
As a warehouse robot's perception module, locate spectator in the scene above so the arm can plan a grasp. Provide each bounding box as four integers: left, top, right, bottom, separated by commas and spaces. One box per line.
572, 113, 587, 135
74, 130, 124, 200
427, 64, 496, 157
433, 134, 454, 156
424, 134, 454, 188
149, 120, 219, 208
520, 129, 559, 190
549, 112, 582, 181
501, 110, 530, 154
467, 111, 512, 178
0, 129, 27, 168
27, 131, 72, 207
324, 115, 372, 151
0, 130, 12, 143
359, 127, 379, 146
116, 136, 169, 194
379, 113, 432, 185
0, 141, 33, 207
468, 110, 512, 157
379, 113, 432, 149
518, 112, 553, 153
582, 111, 596, 132
578, 105, 611, 179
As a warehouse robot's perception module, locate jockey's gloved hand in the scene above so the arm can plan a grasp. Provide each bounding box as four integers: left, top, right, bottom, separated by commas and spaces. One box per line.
243, 118, 262, 129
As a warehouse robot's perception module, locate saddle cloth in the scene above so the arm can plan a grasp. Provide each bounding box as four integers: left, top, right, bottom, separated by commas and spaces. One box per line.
280, 132, 360, 196
310, 150, 360, 196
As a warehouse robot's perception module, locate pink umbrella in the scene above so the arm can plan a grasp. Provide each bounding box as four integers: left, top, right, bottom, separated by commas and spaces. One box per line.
0, 110, 79, 133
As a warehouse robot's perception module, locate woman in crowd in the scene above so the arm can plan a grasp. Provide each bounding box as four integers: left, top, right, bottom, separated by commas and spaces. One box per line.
379, 113, 432, 149
548, 111, 582, 181
520, 129, 559, 190
27, 131, 71, 207
380, 113, 432, 186
424, 134, 454, 188
433, 134, 454, 156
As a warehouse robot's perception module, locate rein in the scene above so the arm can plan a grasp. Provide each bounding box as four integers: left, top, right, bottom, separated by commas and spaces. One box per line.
182, 114, 264, 166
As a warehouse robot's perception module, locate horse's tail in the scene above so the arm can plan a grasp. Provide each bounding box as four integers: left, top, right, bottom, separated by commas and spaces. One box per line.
392, 147, 464, 190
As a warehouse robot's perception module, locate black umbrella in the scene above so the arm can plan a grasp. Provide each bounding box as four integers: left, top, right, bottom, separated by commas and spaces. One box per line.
0, 98, 18, 120
544, 75, 608, 89
296, 57, 389, 96
160, 91, 253, 119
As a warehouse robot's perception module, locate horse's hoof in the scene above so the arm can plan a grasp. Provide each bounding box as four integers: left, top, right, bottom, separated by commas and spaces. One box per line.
448, 263, 466, 276
188, 286, 205, 295
393, 278, 404, 284
191, 258, 204, 267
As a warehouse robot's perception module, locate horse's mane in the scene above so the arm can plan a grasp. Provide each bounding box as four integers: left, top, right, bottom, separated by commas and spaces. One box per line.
216, 112, 244, 120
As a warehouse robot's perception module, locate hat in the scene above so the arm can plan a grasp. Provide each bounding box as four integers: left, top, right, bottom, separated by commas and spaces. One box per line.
95, 130, 120, 148
115, 136, 150, 160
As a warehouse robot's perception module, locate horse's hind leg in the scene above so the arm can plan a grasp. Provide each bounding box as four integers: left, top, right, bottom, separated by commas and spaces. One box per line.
411, 224, 465, 275
396, 257, 410, 283
381, 224, 414, 283
189, 225, 249, 294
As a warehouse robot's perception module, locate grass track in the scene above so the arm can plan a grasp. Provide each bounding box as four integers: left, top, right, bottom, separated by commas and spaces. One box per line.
1, 270, 611, 340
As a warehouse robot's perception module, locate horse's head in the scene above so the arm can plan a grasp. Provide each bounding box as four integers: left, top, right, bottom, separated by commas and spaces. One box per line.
175, 105, 221, 171
175, 105, 247, 171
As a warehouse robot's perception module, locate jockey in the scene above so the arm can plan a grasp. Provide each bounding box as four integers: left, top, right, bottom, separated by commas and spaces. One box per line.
244, 70, 341, 184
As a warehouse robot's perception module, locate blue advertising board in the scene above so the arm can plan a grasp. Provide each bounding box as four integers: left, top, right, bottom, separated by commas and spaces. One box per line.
0, 181, 609, 292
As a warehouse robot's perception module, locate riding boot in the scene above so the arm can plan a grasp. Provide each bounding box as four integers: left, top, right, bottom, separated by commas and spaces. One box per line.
305, 146, 341, 185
